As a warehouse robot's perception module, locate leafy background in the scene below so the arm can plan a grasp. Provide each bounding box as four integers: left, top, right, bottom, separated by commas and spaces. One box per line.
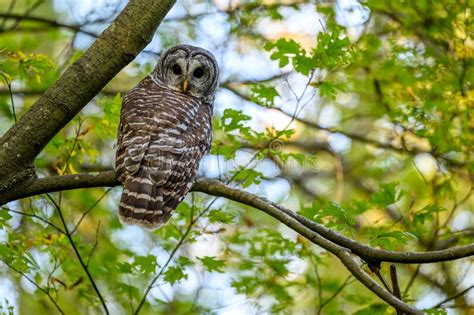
0, 0, 472, 314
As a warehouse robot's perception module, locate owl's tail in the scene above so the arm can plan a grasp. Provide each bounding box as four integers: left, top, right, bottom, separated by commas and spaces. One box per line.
118, 169, 172, 229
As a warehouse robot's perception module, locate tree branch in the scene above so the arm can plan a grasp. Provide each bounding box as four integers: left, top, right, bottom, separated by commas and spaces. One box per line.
0, 171, 119, 204
2, 172, 473, 265
198, 179, 420, 314
5, 171, 474, 312
0, 13, 160, 56
199, 178, 474, 264
0, 13, 99, 37
222, 84, 466, 168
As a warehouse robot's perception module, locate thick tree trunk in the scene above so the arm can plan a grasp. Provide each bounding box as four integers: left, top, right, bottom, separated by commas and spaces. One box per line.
0, 0, 176, 193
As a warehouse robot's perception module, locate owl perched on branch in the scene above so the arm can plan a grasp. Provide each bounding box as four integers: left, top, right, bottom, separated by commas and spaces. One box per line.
115, 45, 219, 229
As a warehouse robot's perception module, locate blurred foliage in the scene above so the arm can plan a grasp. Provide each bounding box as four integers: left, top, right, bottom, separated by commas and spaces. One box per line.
0, 0, 473, 314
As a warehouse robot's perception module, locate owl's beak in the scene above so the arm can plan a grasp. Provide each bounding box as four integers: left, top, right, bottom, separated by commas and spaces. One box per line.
182, 79, 189, 93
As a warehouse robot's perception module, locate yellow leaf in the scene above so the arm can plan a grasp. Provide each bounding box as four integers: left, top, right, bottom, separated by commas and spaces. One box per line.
68, 164, 77, 174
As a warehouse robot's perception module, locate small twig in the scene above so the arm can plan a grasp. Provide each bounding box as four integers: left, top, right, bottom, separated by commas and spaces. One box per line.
0, 72, 16, 122
0, 13, 99, 37
390, 265, 404, 315
126, 275, 135, 312
373, 267, 393, 293
334, 153, 344, 203
86, 221, 101, 267
431, 285, 474, 309
8, 0, 45, 31
313, 258, 323, 312
317, 275, 354, 315
0, 0, 17, 30
133, 208, 195, 315
459, 57, 468, 97
71, 188, 112, 235
61, 119, 83, 176
46, 194, 109, 314
46, 257, 61, 294
3, 207, 64, 234
403, 264, 420, 296
1, 258, 65, 315
441, 186, 473, 230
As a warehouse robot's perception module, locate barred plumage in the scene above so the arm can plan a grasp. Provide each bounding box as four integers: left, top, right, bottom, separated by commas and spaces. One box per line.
115, 45, 219, 229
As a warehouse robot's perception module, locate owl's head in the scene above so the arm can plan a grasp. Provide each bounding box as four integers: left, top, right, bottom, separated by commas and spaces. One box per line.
153, 44, 219, 101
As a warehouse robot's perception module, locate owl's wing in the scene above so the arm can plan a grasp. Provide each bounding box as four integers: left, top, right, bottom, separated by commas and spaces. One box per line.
159, 107, 213, 212
161, 143, 207, 210
115, 88, 153, 182
142, 136, 207, 225
119, 117, 198, 227
116, 83, 167, 228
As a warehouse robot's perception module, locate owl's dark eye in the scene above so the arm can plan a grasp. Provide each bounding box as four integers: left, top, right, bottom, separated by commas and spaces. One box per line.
172, 64, 182, 75
193, 67, 205, 78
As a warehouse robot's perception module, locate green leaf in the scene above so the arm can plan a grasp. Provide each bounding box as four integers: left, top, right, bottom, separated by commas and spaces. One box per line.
116, 261, 133, 274
231, 168, 265, 188
264, 38, 317, 75
354, 303, 388, 315
0, 208, 12, 228
94, 94, 122, 138
318, 82, 338, 99
211, 134, 241, 160
265, 258, 289, 276
370, 231, 418, 250
220, 109, 251, 132
198, 256, 226, 273
133, 255, 158, 274
312, 29, 353, 69
303, 201, 356, 232
1, 50, 54, 83
412, 204, 446, 226
116, 282, 140, 301
164, 266, 187, 285
294, 55, 315, 75
231, 276, 259, 295
250, 84, 279, 107
207, 209, 235, 224
370, 183, 404, 207
316, 81, 347, 100
264, 38, 301, 68
177, 256, 194, 267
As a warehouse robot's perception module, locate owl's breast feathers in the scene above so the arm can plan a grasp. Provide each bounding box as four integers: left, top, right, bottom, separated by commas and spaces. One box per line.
115, 76, 212, 229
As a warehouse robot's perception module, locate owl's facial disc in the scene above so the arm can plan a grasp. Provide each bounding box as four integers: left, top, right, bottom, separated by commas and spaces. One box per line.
156, 45, 219, 100
166, 57, 211, 97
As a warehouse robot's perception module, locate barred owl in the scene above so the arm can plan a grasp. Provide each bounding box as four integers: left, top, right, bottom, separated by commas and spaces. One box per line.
115, 45, 219, 229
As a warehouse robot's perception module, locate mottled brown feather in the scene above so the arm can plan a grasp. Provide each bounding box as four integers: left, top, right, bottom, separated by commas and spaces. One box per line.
115, 76, 212, 229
